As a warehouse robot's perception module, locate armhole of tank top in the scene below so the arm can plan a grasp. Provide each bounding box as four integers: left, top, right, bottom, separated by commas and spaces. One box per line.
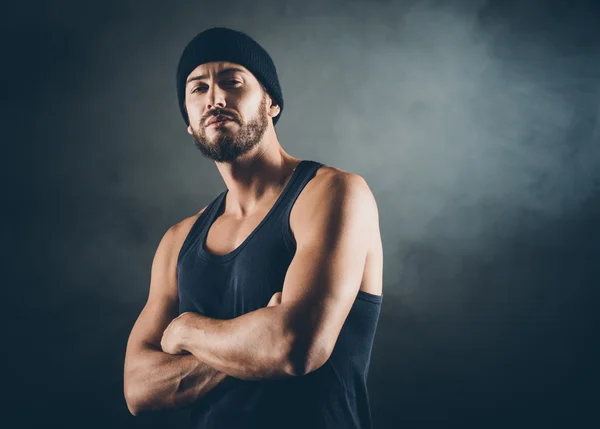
176, 196, 221, 267
281, 162, 324, 254
281, 207, 296, 253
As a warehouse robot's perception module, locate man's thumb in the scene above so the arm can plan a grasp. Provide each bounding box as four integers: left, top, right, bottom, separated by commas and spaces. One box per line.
266, 291, 282, 307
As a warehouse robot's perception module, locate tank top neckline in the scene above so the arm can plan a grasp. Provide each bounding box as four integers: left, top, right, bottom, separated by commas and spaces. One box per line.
197, 160, 312, 263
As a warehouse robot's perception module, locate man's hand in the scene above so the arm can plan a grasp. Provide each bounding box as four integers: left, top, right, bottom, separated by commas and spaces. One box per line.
161, 312, 192, 355
161, 293, 280, 355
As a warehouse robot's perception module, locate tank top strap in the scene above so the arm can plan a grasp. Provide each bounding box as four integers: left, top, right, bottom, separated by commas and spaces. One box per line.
272, 160, 325, 245
278, 159, 325, 212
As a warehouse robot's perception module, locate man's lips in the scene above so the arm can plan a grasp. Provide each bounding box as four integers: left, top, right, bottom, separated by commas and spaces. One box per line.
206, 115, 235, 126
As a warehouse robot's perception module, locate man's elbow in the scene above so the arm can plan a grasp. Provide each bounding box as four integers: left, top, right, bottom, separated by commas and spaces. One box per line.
126, 402, 140, 417
124, 378, 152, 416
282, 338, 333, 377
124, 388, 140, 416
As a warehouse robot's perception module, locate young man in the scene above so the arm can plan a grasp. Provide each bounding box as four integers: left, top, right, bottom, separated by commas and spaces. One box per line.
124, 27, 383, 428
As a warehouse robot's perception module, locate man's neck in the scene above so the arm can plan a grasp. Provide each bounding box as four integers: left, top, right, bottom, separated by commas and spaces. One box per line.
215, 147, 301, 217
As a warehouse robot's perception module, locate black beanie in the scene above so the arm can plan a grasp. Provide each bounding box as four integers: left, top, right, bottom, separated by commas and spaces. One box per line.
176, 27, 284, 126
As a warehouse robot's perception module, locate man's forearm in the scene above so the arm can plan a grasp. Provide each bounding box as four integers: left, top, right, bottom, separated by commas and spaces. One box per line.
179, 306, 299, 381
124, 344, 229, 416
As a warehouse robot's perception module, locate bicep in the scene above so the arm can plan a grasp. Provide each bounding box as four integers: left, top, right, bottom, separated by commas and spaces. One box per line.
282, 173, 375, 306
280, 227, 367, 336
279, 174, 377, 370
126, 226, 181, 357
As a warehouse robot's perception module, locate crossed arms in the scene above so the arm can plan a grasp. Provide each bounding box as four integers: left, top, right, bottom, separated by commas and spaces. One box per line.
123, 171, 379, 416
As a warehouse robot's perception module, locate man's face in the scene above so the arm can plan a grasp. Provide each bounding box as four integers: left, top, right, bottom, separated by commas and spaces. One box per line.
184, 62, 276, 163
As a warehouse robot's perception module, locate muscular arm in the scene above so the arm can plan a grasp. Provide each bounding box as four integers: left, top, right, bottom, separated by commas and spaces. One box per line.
176, 172, 378, 380
124, 340, 227, 415
124, 215, 229, 416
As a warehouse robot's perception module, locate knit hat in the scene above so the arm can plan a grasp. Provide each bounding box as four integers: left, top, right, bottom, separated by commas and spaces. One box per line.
176, 27, 284, 126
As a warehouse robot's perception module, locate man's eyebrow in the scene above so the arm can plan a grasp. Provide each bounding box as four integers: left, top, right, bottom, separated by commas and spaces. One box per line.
186, 67, 247, 85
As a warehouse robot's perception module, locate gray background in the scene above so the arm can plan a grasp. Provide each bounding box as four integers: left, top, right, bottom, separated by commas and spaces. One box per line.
3, 0, 599, 427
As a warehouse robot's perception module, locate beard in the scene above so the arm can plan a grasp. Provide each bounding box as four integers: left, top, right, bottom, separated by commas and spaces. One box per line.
190, 94, 269, 163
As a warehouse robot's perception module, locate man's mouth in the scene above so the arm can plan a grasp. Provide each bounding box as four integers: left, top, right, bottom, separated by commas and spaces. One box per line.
207, 115, 235, 126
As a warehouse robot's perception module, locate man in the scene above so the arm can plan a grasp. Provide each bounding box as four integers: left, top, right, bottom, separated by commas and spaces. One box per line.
123, 27, 383, 429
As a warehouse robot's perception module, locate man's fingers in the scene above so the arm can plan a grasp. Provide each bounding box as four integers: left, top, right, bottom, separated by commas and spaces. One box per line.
267, 291, 282, 307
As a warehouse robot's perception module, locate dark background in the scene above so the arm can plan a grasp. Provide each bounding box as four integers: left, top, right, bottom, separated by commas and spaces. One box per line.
3, 0, 599, 427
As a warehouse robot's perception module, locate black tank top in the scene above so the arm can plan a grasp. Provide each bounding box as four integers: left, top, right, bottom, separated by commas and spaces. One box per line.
177, 160, 383, 429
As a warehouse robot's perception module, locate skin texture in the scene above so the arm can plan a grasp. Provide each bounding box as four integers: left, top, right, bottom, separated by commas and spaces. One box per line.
123, 60, 383, 415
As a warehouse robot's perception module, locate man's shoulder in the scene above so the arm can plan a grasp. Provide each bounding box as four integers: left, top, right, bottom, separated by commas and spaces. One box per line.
163, 205, 210, 249
293, 164, 376, 226
310, 164, 373, 202
290, 162, 379, 255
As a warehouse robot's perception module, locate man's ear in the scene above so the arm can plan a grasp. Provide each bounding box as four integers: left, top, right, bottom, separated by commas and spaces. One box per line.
187, 125, 193, 135
263, 88, 280, 119
269, 104, 281, 119
267, 97, 281, 118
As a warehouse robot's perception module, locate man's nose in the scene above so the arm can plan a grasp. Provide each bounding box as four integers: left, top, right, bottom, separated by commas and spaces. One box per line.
206, 85, 226, 111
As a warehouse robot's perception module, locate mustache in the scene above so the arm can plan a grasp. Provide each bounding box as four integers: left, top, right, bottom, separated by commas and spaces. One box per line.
203, 109, 238, 125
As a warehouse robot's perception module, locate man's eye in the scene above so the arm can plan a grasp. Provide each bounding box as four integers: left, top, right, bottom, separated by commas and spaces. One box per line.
192, 81, 239, 93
